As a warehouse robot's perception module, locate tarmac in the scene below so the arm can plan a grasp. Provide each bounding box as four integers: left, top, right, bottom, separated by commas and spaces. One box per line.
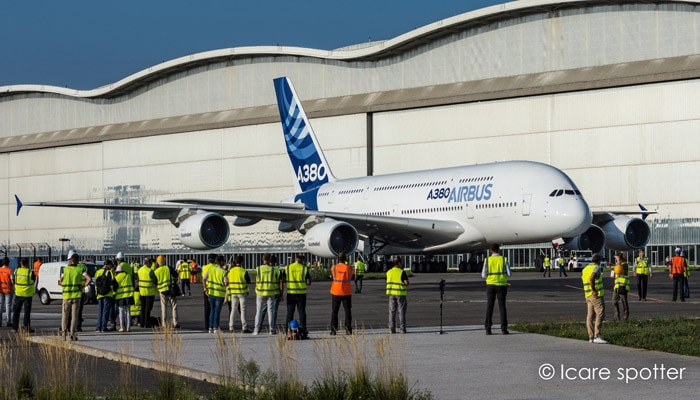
28, 324, 700, 400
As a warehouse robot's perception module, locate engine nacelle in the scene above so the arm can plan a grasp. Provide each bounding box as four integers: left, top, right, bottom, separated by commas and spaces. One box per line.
562, 225, 606, 253
304, 220, 358, 258
178, 212, 230, 250
600, 216, 650, 251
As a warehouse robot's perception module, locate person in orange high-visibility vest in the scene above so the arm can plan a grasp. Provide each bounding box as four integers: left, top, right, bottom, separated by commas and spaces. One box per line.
669, 247, 687, 302
329, 252, 354, 335
0, 257, 14, 327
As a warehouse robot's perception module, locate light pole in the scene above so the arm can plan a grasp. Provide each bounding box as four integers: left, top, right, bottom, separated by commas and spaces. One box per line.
58, 238, 70, 261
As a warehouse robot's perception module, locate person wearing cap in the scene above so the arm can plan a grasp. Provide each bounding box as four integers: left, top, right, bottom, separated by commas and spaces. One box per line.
60, 250, 91, 341
386, 256, 409, 334
114, 264, 134, 332
115, 252, 133, 280
582, 254, 607, 344
669, 247, 687, 302
137, 258, 158, 328
95, 260, 117, 333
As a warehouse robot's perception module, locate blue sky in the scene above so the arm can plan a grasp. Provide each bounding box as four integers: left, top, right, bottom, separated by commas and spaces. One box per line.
0, 0, 504, 89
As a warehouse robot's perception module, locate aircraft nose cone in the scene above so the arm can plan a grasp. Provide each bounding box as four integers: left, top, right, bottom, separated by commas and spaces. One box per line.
560, 199, 592, 237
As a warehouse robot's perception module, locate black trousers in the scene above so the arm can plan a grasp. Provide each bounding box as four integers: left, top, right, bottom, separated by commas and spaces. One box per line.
12, 295, 32, 330
485, 285, 508, 331
331, 295, 352, 334
672, 274, 686, 301
140, 295, 155, 326
636, 274, 649, 300
286, 293, 307, 331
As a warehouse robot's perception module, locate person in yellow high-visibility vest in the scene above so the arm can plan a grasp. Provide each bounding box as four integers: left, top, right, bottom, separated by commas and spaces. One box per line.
60, 250, 91, 341
582, 254, 607, 344
285, 254, 311, 338
177, 259, 192, 296
354, 257, 365, 294
612, 253, 630, 321
634, 249, 652, 301
482, 243, 511, 335
203, 255, 228, 333
386, 256, 409, 334
137, 258, 157, 328
227, 255, 251, 333
11, 258, 35, 333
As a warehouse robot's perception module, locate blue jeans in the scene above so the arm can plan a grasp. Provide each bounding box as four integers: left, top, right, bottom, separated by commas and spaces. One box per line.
97, 297, 115, 331
254, 295, 278, 334
0, 292, 13, 326
208, 296, 224, 329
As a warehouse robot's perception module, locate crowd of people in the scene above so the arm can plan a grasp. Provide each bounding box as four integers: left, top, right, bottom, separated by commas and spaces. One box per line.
0, 246, 691, 342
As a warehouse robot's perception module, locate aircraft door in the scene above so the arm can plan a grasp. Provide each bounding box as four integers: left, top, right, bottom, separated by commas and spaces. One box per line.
466, 203, 474, 219
522, 194, 532, 216
392, 204, 399, 216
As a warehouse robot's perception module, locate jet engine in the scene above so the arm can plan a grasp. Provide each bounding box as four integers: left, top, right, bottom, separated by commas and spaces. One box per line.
562, 225, 606, 253
599, 216, 650, 251
178, 211, 230, 250
303, 220, 358, 258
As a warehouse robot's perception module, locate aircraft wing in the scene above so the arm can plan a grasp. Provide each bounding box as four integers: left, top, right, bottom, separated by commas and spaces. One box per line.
592, 203, 656, 225
166, 198, 465, 245
16, 195, 465, 248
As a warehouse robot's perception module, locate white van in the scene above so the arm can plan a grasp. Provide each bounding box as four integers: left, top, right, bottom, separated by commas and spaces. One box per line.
36, 261, 99, 305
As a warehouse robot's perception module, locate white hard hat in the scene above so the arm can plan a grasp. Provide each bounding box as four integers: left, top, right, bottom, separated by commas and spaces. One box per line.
67, 250, 78, 259
116, 251, 124, 259
674, 247, 681, 253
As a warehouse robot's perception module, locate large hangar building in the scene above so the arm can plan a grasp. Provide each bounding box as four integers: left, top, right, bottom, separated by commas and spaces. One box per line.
2, 0, 700, 266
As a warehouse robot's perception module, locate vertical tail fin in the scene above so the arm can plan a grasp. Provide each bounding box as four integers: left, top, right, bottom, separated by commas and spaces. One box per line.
274, 77, 336, 194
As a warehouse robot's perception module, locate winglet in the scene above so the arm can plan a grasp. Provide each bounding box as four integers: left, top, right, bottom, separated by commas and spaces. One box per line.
638, 204, 651, 221
14, 195, 22, 216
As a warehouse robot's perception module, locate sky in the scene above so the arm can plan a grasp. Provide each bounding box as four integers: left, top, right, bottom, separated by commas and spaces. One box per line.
0, 0, 505, 90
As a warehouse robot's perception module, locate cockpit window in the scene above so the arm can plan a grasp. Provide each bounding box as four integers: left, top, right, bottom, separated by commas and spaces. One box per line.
549, 189, 581, 197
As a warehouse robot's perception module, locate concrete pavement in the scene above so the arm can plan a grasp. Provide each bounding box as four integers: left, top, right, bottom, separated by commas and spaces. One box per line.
28, 324, 700, 400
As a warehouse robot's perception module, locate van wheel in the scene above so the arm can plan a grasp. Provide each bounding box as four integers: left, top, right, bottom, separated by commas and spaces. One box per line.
39, 289, 51, 305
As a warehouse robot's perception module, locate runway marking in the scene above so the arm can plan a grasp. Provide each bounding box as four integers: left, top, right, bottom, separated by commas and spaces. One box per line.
564, 285, 665, 302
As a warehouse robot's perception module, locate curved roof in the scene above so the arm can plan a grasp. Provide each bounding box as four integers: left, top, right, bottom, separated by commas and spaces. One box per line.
3, 0, 698, 99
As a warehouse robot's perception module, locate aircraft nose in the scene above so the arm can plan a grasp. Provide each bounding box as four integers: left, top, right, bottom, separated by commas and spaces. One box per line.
558, 198, 592, 237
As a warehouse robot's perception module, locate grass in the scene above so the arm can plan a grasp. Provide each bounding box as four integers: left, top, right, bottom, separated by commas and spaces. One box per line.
513, 316, 700, 357
0, 316, 432, 399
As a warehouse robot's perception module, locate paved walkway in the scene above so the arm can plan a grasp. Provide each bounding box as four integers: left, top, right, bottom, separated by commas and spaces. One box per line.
29, 325, 700, 399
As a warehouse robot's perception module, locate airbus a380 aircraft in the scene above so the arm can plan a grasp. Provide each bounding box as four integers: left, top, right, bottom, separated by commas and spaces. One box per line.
15, 77, 651, 258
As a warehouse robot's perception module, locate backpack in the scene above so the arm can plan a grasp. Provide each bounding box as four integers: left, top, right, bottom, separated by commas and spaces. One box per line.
95, 271, 114, 296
